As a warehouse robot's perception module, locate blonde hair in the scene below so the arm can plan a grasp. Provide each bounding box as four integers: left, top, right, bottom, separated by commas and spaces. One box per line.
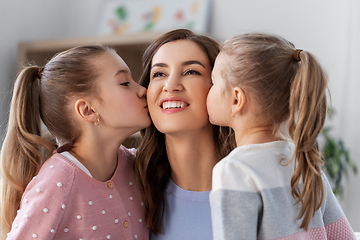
221, 33, 328, 230
0, 46, 112, 238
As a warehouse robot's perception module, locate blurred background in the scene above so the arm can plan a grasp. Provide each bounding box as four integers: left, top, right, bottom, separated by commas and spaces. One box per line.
0, 0, 359, 232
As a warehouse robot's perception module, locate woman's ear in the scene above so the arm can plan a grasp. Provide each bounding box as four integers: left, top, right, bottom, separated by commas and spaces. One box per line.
231, 87, 246, 117
74, 99, 98, 124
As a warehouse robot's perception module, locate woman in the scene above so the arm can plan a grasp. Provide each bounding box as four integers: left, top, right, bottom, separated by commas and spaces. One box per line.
135, 29, 235, 239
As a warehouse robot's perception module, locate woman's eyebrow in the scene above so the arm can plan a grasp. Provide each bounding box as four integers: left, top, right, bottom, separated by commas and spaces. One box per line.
151, 63, 167, 69
182, 60, 206, 69
151, 61, 206, 69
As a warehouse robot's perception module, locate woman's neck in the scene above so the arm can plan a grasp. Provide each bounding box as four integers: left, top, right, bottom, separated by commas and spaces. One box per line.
165, 124, 219, 191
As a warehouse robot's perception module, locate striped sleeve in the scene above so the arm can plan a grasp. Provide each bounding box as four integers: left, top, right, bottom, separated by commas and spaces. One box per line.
210, 160, 262, 240
322, 175, 356, 240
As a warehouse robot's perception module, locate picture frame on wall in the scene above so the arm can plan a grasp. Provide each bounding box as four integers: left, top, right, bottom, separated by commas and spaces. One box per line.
97, 0, 212, 35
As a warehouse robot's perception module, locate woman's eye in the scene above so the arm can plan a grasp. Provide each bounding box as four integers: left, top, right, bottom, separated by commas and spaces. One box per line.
184, 70, 201, 76
152, 72, 166, 78
120, 82, 130, 86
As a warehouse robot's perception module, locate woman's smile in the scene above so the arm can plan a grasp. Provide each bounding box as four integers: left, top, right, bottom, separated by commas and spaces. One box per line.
160, 97, 189, 113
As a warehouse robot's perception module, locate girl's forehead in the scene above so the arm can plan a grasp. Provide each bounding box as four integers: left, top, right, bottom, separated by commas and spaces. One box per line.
98, 51, 129, 72
214, 53, 228, 69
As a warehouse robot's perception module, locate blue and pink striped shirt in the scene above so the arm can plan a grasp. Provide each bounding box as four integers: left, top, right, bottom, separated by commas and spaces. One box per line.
210, 140, 355, 240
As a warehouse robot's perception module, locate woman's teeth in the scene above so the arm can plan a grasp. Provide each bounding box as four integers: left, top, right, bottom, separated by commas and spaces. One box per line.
162, 101, 186, 110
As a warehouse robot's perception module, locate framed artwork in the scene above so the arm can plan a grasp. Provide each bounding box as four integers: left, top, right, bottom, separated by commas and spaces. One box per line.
97, 0, 212, 35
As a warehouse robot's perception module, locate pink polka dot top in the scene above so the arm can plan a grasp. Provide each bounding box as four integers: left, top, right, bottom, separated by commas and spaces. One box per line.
7, 145, 149, 240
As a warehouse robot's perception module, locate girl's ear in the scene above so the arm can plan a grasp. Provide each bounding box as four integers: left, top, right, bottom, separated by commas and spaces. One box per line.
231, 87, 246, 117
74, 99, 98, 123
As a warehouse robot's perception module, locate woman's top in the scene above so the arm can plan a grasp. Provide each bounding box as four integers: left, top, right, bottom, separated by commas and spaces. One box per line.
7, 145, 149, 240
210, 140, 356, 240
151, 179, 213, 240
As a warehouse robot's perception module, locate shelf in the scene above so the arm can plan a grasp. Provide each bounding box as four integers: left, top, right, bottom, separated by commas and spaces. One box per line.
18, 31, 163, 82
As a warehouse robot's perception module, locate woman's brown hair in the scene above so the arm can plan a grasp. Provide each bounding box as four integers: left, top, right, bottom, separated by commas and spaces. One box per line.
220, 33, 328, 230
0, 45, 112, 239
134, 29, 235, 234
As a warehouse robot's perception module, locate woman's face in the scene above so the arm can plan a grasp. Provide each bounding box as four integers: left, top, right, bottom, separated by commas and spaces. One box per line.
147, 40, 213, 135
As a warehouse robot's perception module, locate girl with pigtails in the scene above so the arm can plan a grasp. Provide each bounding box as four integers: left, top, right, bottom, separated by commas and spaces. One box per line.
207, 33, 356, 239
0, 46, 150, 239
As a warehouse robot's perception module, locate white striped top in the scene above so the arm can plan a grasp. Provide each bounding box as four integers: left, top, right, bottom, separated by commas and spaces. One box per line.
210, 140, 356, 240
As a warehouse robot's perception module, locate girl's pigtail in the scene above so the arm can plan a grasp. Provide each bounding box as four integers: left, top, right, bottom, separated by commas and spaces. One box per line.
0, 66, 56, 238
288, 51, 328, 230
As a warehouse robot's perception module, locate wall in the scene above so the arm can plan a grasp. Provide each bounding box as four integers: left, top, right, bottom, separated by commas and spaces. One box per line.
335, 0, 360, 231
0, 0, 68, 136
0, 0, 102, 137
0, 0, 359, 232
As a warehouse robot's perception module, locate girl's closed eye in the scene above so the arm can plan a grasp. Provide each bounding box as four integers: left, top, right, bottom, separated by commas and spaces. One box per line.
120, 81, 130, 86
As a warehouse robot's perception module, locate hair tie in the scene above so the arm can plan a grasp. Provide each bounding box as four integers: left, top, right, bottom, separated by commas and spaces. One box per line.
293, 49, 303, 62
38, 67, 44, 78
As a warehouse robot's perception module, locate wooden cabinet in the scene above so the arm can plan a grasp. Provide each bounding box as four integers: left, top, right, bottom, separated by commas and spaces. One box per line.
18, 32, 162, 148
18, 32, 162, 82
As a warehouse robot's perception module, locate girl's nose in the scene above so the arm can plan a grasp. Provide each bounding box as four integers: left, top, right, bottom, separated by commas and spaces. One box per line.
137, 84, 147, 99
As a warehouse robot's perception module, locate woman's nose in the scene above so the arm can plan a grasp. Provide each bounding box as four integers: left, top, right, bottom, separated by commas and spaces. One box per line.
163, 75, 183, 92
